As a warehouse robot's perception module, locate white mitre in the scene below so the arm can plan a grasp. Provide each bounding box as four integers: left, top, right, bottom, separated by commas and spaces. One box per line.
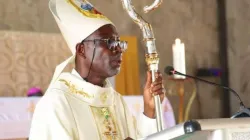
48, 0, 113, 87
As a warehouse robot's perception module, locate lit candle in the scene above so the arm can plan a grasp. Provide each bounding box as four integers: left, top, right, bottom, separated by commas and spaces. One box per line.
172, 38, 186, 79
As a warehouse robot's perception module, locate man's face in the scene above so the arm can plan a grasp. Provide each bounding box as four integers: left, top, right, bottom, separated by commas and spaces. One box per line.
84, 24, 123, 78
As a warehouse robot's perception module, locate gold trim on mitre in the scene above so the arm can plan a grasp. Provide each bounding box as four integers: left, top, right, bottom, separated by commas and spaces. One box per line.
67, 0, 110, 21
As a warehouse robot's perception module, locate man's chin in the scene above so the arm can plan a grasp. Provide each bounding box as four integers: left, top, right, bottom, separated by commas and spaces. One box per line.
108, 67, 121, 77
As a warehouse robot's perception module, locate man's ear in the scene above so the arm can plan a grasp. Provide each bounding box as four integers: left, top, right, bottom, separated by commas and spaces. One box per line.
76, 43, 86, 58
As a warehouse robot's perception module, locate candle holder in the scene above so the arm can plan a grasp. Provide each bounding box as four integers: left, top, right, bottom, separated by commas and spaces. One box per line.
166, 77, 197, 123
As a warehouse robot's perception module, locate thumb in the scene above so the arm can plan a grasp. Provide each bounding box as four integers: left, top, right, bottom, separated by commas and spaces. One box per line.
145, 71, 152, 87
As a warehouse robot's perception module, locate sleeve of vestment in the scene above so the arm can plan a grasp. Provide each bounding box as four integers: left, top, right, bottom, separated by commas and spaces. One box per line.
136, 112, 158, 137
29, 89, 78, 140
137, 97, 176, 137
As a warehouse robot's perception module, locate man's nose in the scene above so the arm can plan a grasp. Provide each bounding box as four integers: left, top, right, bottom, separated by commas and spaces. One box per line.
115, 45, 123, 53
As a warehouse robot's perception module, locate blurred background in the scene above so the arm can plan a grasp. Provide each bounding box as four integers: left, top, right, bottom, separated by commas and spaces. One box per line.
1, 0, 250, 139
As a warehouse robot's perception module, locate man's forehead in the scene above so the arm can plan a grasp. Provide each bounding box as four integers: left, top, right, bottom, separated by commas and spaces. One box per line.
97, 24, 117, 34
98, 33, 118, 37
93, 31, 119, 39
86, 24, 118, 39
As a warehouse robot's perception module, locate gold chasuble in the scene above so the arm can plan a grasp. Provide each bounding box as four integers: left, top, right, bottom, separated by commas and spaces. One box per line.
29, 70, 158, 140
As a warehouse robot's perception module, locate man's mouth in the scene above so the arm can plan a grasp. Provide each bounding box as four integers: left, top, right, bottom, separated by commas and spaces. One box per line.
112, 59, 122, 66
110, 54, 122, 67
111, 58, 122, 67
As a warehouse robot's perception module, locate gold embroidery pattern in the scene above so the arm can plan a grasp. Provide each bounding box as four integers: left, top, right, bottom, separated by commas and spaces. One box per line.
91, 107, 120, 140
59, 79, 94, 98
67, 0, 110, 21
100, 92, 108, 104
100, 108, 119, 140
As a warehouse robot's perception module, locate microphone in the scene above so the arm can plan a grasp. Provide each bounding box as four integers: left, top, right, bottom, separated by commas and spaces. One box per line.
164, 66, 250, 118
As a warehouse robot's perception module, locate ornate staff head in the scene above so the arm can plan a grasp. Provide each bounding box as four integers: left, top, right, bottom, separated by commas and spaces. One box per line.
120, 0, 164, 131
120, 0, 162, 77
144, 0, 163, 13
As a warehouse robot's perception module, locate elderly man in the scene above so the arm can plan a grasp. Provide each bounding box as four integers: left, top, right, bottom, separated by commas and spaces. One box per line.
29, 0, 173, 139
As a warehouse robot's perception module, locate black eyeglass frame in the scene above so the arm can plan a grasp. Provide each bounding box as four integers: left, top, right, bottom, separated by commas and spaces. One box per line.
81, 38, 128, 52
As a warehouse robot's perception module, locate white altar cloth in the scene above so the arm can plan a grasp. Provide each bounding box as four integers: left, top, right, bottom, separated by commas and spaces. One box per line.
0, 96, 175, 139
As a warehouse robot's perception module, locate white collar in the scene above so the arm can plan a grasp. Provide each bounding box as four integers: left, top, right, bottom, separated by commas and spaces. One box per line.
54, 69, 115, 107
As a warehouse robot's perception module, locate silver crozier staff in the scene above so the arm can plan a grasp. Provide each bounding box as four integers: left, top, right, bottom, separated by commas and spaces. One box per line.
120, 0, 164, 132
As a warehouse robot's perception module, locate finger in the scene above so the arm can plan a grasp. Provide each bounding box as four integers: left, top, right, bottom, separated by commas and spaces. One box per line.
152, 74, 163, 85
145, 71, 152, 87
160, 92, 165, 102
153, 88, 165, 95
151, 89, 166, 103
155, 75, 163, 82
155, 71, 162, 79
151, 83, 163, 92
151, 79, 163, 87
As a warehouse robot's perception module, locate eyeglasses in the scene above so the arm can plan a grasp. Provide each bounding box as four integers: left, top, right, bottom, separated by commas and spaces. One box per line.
81, 38, 128, 52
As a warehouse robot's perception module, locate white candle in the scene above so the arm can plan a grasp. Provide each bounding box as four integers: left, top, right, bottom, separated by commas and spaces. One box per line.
172, 38, 186, 79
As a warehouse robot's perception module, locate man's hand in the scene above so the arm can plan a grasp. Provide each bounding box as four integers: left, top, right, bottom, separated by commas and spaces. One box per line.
143, 71, 165, 118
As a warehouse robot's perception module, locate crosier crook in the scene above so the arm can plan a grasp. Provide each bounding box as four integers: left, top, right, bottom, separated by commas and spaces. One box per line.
120, 0, 164, 132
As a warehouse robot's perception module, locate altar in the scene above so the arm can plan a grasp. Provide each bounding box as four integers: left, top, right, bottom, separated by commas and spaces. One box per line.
0, 96, 175, 139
